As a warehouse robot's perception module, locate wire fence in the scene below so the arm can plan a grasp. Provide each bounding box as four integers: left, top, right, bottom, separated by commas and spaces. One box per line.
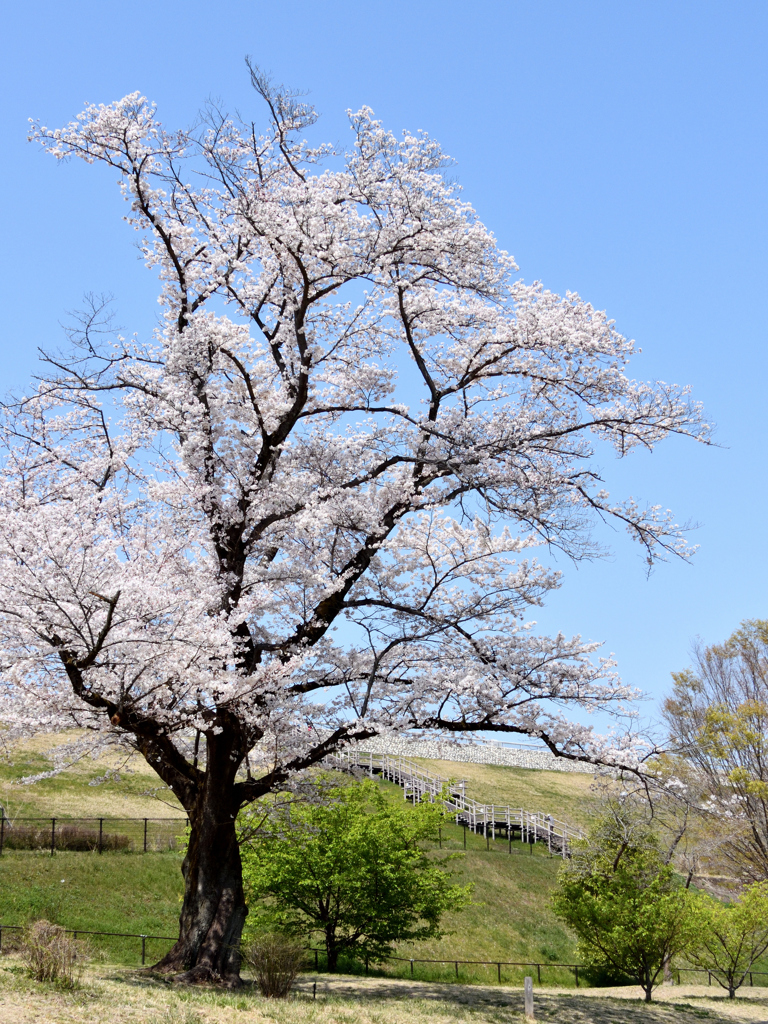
0, 924, 176, 964
0, 923, 583, 981
308, 946, 586, 985
2, 923, 767, 989
0, 816, 188, 854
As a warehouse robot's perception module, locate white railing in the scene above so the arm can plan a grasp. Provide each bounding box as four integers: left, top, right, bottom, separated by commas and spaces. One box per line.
325, 750, 582, 858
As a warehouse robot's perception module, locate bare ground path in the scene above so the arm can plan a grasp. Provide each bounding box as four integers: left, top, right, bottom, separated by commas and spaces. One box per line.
2, 966, 768, 1024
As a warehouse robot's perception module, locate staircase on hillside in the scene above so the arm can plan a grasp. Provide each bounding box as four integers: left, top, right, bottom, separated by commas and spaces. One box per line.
326, 750, 583, 858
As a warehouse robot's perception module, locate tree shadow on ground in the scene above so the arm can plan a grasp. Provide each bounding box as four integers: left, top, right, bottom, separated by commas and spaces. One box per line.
110, 970, 768, 1023
293, 976, 765, 1023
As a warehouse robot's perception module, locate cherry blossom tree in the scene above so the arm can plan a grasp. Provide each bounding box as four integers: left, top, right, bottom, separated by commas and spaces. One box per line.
0, 67, 707, 984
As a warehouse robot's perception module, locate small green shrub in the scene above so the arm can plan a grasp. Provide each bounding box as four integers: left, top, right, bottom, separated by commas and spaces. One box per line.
241, 932, 304, 998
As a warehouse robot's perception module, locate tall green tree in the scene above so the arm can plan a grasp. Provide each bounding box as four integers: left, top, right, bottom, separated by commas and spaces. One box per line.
552, 810, 700, 1002
685, 882, 768, 998
240, 780, 471, 971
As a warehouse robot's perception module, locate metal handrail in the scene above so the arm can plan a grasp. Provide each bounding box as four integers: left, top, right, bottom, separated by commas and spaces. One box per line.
326, 750, 583, 857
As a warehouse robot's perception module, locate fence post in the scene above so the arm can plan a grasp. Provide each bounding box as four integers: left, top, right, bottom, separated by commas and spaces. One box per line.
455, 961, 458, 979
575, 965, 579, 987
141, 935, 146, 965
410, 959, 414, 977
751, 972, 753, 986
98, 818, 103, 855
537, 963, 541, 984
0, 814, 4, 856
143, 818, 148, 853
524, 977, 534, 1019
314, 949, 318, 970
708, 971, 711, 986
497, 962, 501, 983
50, 817, 56, 856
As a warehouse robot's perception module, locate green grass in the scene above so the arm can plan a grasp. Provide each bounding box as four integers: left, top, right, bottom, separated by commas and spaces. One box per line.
0, 736, 587, 980
0, 826, 579, 980
0, 849, 183, 963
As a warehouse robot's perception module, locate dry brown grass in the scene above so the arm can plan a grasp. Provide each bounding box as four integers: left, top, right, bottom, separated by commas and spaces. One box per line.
1, 733, 596, 823
1, 963, 766, 1024
410, 758, 598, 827
0, 733, 186, 819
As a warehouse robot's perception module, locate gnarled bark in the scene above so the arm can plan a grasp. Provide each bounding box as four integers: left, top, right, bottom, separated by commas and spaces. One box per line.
152, 735, 248, 986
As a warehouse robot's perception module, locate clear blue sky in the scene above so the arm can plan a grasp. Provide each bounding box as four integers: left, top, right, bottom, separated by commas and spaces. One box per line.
2, 1, 766, 730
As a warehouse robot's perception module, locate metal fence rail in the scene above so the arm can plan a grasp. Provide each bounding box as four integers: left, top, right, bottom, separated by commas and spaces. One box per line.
308, 945, 584, 984
0, 924, 583, 984
0, 924, 176, 964
0, 816, 188, 855
4, 921, 765, 989
327, 750, 583, 857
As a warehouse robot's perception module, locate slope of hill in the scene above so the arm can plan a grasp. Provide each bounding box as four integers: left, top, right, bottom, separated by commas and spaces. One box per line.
0, 735, 587, 979
409, 757, 597, 829
0, 733, 185, 818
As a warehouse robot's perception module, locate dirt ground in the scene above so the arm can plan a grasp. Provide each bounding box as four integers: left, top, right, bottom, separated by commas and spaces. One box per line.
2, 965, 768, 1024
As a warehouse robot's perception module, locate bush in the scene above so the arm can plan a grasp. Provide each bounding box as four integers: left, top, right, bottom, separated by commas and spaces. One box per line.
21, 919, 88, 986
241, 933, 304, 998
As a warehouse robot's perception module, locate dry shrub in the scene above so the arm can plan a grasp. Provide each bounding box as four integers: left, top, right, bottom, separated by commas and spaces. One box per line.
21, 919, 88, 986
0, 930, 22, 955
3, 823, 130, 851
242, 932, 304, 998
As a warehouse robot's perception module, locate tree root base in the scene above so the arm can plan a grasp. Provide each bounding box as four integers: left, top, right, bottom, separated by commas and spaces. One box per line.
147, 961, 242, 988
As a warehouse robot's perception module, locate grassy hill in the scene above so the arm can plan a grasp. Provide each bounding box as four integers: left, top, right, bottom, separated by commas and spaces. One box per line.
0, 736, 597, 825
0, 733, 186, 819
0, 735, 589, 979
410, 757, 597, 828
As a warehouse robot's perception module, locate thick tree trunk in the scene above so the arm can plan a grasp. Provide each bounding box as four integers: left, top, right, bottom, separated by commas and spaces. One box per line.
151, 738, 247, 986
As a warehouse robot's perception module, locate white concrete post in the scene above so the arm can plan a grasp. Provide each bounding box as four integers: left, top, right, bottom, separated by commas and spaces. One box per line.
524, 976, 534, 1019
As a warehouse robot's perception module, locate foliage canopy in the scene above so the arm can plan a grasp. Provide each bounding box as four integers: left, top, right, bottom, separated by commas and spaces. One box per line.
0, 64, 707, 980
685, 882, 768, 998
664, 620, 768, 880
240, 778, 471, 971
552, 810, 700, 1002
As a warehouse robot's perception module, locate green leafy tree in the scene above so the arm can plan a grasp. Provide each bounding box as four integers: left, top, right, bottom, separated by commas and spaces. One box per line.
685, 882, 768, 998
552, 810, 700, 1002
240, 779, 471, 971
663, 619, 768, 880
